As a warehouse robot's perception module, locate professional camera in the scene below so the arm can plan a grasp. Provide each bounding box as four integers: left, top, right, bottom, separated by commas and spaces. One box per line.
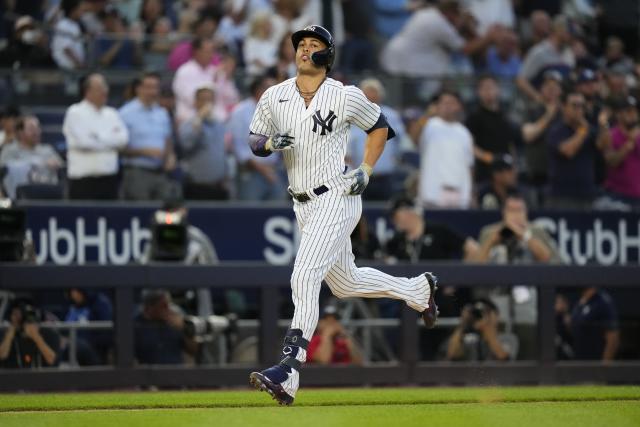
183, 313, 236, 339
0, 199, 27, 262
499, 226, 515, 241
150, 208, 188, 261
17, 303, 40, 328
470, 301, 488, 321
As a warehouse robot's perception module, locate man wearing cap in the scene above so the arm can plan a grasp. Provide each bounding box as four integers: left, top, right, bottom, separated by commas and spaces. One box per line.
476, 154, 519, 210
603, 96, 640, 209
0, 16, 54, 68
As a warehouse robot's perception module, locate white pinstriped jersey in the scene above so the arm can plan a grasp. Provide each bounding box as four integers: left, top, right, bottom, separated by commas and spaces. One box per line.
249, 77, 381, 192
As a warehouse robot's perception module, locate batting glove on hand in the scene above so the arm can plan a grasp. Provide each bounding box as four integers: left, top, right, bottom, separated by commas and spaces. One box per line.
267, 131, 295, 151
343, 163, 372, 195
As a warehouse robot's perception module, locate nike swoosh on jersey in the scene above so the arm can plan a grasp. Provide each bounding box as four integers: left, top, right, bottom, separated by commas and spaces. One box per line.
278, 99, 289, 103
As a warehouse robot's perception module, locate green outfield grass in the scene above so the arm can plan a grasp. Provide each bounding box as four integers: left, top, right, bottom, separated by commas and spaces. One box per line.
0, 386, 638, 427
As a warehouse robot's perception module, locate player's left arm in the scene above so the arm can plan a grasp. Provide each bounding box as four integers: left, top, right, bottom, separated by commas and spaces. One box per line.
344, 86, 395, 194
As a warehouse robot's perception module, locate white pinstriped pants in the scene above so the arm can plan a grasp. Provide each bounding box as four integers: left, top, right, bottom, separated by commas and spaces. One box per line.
289, 178, 430, 345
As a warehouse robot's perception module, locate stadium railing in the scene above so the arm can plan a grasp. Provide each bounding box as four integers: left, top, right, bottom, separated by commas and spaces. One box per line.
0, 263, 639, 391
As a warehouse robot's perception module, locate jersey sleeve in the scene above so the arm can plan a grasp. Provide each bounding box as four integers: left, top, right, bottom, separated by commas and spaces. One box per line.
249, 88, 276, 136
345, 85, 382, 131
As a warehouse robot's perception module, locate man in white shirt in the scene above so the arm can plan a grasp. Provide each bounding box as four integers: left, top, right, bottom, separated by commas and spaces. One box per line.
419, 90, 474, 208
380, 0, 496, 78
51, 0, 87, 70
63, 73, 129, 199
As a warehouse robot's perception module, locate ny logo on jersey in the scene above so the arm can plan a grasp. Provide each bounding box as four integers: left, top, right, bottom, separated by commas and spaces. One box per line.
312, 110, 337, 136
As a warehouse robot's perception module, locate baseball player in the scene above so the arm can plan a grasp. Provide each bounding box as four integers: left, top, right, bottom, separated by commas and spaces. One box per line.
247, 25, 438, 405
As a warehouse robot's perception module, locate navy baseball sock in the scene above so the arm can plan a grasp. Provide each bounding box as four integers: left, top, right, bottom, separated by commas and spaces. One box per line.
262, 328, 309, 383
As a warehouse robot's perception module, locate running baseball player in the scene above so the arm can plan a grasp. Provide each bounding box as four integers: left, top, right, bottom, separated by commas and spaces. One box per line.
247, 25, 438, 405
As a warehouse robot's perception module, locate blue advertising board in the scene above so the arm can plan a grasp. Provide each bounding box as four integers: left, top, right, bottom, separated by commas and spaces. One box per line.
23, 203, 640, 265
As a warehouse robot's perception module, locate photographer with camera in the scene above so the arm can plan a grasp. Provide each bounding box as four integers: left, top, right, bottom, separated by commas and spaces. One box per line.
134, 289, 198, 365
444, 299, 515, 361
0, 300, 59, 368
472, 189, 562, 264
306, 305, 363, 365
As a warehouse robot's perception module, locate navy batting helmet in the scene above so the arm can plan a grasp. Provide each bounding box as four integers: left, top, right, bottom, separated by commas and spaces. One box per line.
291, 25, 335, 71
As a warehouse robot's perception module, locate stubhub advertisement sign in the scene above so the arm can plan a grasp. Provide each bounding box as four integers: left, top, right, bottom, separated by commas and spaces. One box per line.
23, 203, 640, 265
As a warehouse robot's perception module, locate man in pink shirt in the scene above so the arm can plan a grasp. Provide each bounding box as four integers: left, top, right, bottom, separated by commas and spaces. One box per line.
604, 96, 640, 208
172, 37, 225, 124
167, 14, 221, 71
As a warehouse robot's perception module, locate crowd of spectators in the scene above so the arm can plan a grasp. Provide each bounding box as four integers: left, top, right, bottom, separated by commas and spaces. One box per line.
0, 0, 637, 367
0, 0, 637, 209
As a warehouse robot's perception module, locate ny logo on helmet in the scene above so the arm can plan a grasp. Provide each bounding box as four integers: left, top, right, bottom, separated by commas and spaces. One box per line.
312, 110, 337, 136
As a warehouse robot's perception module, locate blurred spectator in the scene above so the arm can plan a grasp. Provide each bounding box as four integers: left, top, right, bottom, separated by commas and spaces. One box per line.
350, 216, 381, 261
94, 6, 143, 69
570, 287, 620, 361
230, 75, 286, 201
0, 301, 59, 368
306, 304, 363, 365
269, 0, 313, 51
465, 74, 520, 183
168, 13, 221, 72
0, 115, 64, 199
476, 154, 520, 210
0, 106, 21, 149
173, 37, 224, 123
216, 0, 251, 58
443, 298, 516, 361
303, 0, 345, 48
372, 0, 411, 40
119, 71, 178, 200
339, 0, 375, 73
267, 32, 296, 82
134, 289, 198, 364
381, 1, 498, 79
385, 196, 478, 261
519, 10, 551, 53
348, 78, 406, 201
80, 0, 108, 36
483, 28, 521, 79
602, 96, 640, 209
516, 15, 575, 103
213, 48, 241, 120
598, 36, 635, 76
145, 16, 177, 60
63, 288, 113, 365
604, 69, 630, 103
138, 0, 165, 36
546, 90, 609, 209
418, 90, 474, 209
0, 15, 55, 68
596, 0, 640, 58
463, 0, 514, 35
114, 0, 143, 25
178, 85, 229, 200
521, 70, 562, 207
243, 11, 279, 76
63, 73, 129, 200
51, 0, 88, 70
575, 68, 608, 186
473, 190, 562, 264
